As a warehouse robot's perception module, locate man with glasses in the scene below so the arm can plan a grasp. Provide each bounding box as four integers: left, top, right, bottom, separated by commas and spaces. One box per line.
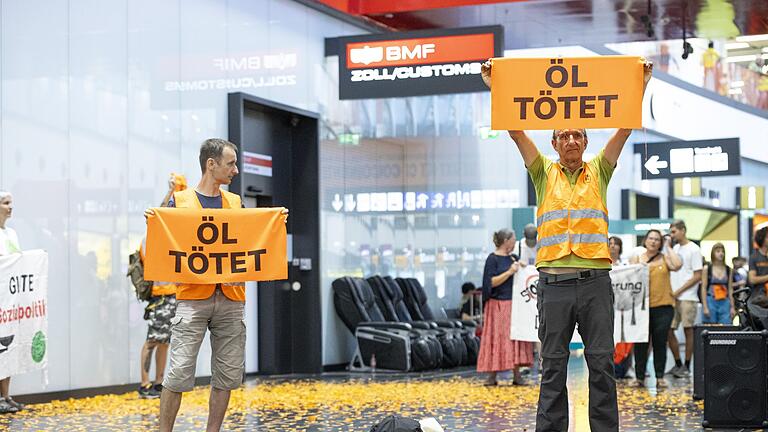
482, 58, 653, 432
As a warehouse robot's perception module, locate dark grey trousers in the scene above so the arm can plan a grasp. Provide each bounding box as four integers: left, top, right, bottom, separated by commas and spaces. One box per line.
535, 271, 618, 432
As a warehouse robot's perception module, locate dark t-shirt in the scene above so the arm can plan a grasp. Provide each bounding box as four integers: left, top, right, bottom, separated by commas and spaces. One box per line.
168, 191, 222, 209
749, 250, 768, 296
167, 191, 244, 209
460, 296, 480, 317
482, 253, 517, 302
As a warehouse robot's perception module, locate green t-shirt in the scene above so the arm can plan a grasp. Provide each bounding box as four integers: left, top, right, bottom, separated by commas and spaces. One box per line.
528, 149, 615, 270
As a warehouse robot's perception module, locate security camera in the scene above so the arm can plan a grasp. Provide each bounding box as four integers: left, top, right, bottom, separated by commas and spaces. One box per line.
681, 41, 693, 59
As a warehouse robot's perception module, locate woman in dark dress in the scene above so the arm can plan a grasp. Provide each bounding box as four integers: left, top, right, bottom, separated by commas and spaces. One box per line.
477, 228, 534, 386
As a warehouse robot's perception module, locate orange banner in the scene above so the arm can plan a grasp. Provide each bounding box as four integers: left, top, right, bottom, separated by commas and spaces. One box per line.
491, 56, 644, 130
144, 208, 287, 284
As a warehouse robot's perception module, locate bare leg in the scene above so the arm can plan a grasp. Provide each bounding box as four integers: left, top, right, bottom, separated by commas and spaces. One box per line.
667, 329, 681, 364
684, 327, 694, 363
155, 343, 170, 384
159, 388, 182, 432
0, 377, 9, 398
140, 341, 157, 386
206, 387, 231, 432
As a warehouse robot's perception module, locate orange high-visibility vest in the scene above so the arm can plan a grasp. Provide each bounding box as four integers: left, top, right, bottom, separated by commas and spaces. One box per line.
173, 188, 246, 302
139, 238, 177, 297
536, 162, 611, 265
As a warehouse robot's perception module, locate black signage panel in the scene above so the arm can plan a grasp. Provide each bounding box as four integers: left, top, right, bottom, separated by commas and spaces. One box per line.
633, 138, 741, 180
329, 26, 503, 100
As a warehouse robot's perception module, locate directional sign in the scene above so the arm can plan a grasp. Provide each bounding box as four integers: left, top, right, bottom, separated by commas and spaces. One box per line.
633, 138, 740, 180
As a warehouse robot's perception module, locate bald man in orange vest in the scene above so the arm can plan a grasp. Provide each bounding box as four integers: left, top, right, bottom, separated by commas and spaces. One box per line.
483, 59, 652, 432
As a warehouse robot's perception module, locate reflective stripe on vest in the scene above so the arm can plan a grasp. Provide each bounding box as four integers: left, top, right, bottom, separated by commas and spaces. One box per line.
536, 208, 608, 227
539, 233, 609, 247
173, 188, 245, 302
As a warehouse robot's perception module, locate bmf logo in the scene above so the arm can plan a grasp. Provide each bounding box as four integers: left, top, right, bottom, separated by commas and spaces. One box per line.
349, 43, 437, 66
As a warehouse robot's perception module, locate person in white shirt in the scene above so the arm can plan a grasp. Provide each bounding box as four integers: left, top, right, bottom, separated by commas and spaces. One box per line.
666, 220, 703, 378
517, 223, 538, 266
0, 191, 24, 414
609, 236, 628, 266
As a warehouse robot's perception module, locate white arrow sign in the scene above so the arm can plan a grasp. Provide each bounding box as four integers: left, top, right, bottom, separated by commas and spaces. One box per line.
332, 194, 343, 212
644, 154, 669, 175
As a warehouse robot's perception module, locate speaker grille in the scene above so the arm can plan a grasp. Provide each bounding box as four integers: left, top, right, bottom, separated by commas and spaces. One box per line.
703, 331, 768, 428
728, 389, 761, 422
730, 340, 760, 371
709, 365, 736, 399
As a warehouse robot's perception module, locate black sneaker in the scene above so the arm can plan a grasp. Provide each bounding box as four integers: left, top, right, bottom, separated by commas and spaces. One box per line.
0, 399, 19, 414
5, 398, 24, 411
138, 384, 160, 399
153, 383, 163, 393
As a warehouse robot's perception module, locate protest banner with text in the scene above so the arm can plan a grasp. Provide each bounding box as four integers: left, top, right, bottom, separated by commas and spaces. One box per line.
491, 56, 644, 130
145, 208, 287, 284
510, 264, 649, 344
0, 250, 49, 378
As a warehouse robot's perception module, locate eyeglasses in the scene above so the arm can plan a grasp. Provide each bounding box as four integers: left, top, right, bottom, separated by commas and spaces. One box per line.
556, 131, 585, 142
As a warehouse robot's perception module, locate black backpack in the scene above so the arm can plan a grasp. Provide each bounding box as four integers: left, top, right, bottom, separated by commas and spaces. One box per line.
369, 415, 423, 432
127, 249, 153, 302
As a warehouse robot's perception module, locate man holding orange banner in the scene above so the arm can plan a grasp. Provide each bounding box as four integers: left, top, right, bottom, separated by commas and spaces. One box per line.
145, 138, 288, 432
482, 58, 652, 432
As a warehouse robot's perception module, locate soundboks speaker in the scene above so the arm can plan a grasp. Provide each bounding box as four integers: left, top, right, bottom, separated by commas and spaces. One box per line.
693, 324, 740, 400
702, 330, 768, 429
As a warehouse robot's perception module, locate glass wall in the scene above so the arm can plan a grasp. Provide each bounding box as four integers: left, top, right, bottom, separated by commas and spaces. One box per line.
1, 0, 362, 395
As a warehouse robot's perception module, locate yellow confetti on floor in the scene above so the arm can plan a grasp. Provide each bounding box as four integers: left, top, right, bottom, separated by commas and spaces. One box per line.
0, 374, 705, 431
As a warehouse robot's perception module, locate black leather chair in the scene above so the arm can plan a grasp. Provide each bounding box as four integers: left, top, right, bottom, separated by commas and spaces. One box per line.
332, 276, 439, 371
366, 275, 445, 369
396, 277, 480, 365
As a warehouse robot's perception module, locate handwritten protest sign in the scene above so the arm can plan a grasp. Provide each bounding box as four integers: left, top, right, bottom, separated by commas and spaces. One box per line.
145, 208, 287, 284
491, 56, 643, 130
0, 250, 49, 378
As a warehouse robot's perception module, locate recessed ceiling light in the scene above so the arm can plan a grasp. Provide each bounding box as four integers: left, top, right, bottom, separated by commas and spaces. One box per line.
725, 42, 750, 50
725, 54, 757, 63
735, 34, 768, 43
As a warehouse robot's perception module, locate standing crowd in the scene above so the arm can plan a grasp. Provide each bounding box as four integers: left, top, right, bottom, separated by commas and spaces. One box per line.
475, 217, 762, 396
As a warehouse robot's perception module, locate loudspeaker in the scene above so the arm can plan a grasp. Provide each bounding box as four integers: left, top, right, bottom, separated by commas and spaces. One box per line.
702, 330, 768, 429
693, 324, 740, 400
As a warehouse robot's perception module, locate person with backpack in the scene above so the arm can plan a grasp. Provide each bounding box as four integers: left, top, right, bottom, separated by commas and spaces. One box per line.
702, 242, 735, 325
131, 174, 186, 399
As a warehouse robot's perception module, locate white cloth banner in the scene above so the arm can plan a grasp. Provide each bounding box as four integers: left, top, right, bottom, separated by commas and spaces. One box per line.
611, 264, 649, 344
0, 250, 49, 377
509, 266, 541, 342
510, 264, 650, 344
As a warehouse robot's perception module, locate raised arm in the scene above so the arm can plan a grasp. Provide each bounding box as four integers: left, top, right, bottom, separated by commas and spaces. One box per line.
508, 131, 540, 167
602, 59, 654, 167
481, 60, 539, 167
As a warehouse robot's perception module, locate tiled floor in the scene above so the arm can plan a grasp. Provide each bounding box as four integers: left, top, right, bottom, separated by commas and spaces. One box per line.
0, 354, 728, 431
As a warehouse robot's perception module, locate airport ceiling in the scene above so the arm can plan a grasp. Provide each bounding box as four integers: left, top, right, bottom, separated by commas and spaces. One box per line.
316, 0, 768, 49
